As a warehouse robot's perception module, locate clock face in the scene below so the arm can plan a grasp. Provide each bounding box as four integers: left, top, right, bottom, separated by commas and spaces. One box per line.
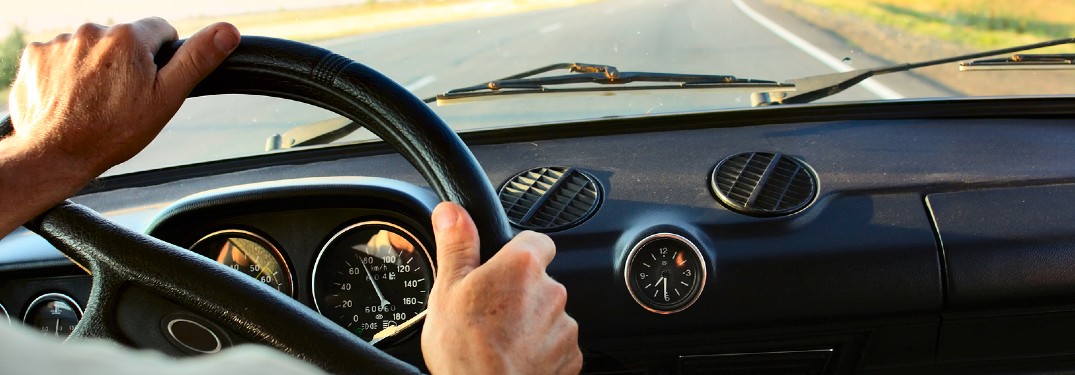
625, 233, 707, 314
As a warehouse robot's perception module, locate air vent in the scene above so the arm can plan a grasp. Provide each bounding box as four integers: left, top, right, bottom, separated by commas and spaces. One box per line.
710, 152, 817, 217
498, 166, 602, 231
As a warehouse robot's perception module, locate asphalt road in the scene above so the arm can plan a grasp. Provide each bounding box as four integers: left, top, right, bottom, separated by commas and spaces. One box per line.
112, 0, 950, 175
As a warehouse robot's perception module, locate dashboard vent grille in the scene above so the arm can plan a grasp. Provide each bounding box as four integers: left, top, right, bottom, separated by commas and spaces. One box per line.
498, 166, 602, 232
710, 152, 817, 217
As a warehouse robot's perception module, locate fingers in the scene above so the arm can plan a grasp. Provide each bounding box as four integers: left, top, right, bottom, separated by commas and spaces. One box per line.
128, 17, 179, 55
157, 22, 239, 100
500, 230, 556, 268
431, 202, 481, 287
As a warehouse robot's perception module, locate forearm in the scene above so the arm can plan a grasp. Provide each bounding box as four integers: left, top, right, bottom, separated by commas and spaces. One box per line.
0, 134, 94, 237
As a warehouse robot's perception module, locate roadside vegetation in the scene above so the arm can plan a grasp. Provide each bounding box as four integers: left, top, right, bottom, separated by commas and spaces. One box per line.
765, 0, 1075, 96
782, 0, 1075, 51
0, 27, 26, 109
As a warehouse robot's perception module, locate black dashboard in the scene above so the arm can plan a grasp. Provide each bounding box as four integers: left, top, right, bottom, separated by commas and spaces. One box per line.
3, 97, 1075, 374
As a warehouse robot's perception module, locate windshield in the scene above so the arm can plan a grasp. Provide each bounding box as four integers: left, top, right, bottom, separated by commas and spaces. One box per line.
3, 0, 1073, 175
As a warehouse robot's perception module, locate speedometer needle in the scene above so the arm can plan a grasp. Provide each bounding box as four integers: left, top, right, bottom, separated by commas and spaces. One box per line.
359, 257, 391, 308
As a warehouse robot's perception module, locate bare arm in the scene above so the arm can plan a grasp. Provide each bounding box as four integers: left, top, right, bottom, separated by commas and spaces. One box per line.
2, 18, 581, 374
0, 18, 239, 236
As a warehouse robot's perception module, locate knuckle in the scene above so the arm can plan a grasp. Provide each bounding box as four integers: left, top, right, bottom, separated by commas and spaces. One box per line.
506, 246, 537, 269
507, 231, 555, 262
569, 347, 584, 373
73, 23, 105, 38
105, 23, 136, 42
50, 33, 72, 44
548, 280, 568, 307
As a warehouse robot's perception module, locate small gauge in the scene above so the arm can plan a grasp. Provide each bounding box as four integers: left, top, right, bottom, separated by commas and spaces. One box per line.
625, 233, 707, 314
312, 221, 434, 345
191, 230, 294, 297
23, 293, 82, 338
0, 302, 9, 325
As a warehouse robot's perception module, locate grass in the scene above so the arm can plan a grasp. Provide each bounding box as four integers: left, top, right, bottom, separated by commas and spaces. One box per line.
764, 0, 1075, 96
790, 0, 1075, 52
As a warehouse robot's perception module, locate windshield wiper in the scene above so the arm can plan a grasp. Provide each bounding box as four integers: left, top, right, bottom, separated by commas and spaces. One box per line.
269, 63, 792, 149
959, 54, 1075, 71
268, 37, 1075, 149
754, 37, 1075, 106
423, 62, 792, 104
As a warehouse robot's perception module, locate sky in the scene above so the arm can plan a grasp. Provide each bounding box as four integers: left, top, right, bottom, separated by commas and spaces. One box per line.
1, 0, 360, 36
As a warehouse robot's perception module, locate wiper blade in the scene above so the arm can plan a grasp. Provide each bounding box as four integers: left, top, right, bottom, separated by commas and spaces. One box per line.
959, 54, 1075, 71
754, 37, 1075, 106
424, 62, 792, 104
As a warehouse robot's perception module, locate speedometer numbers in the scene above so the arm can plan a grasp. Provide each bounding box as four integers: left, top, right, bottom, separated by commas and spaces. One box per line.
625, 233, 707, 314
191, 230, 295, 297
312, 221, 434, 344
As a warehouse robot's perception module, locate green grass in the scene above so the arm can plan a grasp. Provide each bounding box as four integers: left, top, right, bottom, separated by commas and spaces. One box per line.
797, 0, 1075, 51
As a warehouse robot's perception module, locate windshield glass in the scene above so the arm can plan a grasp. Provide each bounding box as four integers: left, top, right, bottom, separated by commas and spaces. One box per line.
3, 0, 1073, 175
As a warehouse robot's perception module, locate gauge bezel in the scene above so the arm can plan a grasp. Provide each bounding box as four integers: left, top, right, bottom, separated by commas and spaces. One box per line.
191, 229, 295, 298
0, 301, 9, 325
624, 233, 708, 314
311, 220, 436, 344
22, 292, 83, 336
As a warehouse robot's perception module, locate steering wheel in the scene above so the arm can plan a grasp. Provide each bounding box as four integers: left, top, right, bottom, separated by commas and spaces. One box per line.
15, 36, 515, 373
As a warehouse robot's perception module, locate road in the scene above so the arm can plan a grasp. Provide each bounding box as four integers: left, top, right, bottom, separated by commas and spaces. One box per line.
111, 0, 951, 175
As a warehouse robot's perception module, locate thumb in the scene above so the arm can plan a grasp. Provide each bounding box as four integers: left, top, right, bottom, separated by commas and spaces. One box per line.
157, 22, 239, 99
431, 202, 481, 287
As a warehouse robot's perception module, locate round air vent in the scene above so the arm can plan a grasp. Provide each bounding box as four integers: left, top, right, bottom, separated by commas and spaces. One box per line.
498, 166, 602, 231
710, 152, 817, 217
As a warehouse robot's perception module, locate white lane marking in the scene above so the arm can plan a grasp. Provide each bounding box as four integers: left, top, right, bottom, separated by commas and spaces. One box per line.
731, 0, 902, 100
404, 75, 437, 92
539, 23, 564, 34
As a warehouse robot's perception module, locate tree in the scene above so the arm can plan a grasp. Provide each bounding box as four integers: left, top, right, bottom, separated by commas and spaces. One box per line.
0, 27, 26, 88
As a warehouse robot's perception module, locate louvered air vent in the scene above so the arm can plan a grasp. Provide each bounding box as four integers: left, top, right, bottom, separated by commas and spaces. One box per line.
710, 152, 818, 217
498, 166, 602, 231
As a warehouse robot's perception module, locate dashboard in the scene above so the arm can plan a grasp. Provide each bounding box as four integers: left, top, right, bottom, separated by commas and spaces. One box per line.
2, 97, 1075, 373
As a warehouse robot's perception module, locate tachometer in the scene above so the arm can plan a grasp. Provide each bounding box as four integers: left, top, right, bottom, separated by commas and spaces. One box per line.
191, 230, 294, 297
312, 221, 434, 344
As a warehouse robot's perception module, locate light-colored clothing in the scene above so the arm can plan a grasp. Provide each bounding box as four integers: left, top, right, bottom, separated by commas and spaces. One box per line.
0, 322, 325, 374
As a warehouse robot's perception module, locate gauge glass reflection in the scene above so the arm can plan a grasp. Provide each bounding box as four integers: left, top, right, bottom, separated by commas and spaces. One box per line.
191, 230, 294, 297
313, 221, 434, 344
23, 293, 82, 338
625, 233, 707, 314
0, 302, 9, 325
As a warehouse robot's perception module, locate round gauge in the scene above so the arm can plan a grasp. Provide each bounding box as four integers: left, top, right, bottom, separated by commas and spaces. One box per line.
23, 293, 82, 338
191, 230, 294, 297
312, 221, 434, 344
624, 233, 707, 314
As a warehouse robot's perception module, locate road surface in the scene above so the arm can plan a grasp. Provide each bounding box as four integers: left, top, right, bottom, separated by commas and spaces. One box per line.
111, 0, 951, 175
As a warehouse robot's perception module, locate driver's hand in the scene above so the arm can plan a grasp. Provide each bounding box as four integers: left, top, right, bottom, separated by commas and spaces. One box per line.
8, 18, 238, 178
0, 19, 239, 236
423, 202, 583, 375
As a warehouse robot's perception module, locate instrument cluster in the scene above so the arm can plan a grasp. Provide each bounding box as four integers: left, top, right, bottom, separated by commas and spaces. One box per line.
183, 216, 435, 347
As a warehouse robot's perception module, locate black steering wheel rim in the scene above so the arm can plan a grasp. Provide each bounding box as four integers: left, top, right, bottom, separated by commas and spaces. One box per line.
18, 36, 514, 373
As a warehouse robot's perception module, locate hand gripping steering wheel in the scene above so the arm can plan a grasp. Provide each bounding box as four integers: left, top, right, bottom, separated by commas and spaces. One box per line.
16, 36, 514, 374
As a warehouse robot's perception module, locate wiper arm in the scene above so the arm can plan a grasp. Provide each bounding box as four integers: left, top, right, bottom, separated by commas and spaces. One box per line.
754, 37, 1075, 106
424, 62, 792, 104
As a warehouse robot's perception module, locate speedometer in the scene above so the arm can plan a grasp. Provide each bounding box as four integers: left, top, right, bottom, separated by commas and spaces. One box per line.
312, 221, 434, 344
